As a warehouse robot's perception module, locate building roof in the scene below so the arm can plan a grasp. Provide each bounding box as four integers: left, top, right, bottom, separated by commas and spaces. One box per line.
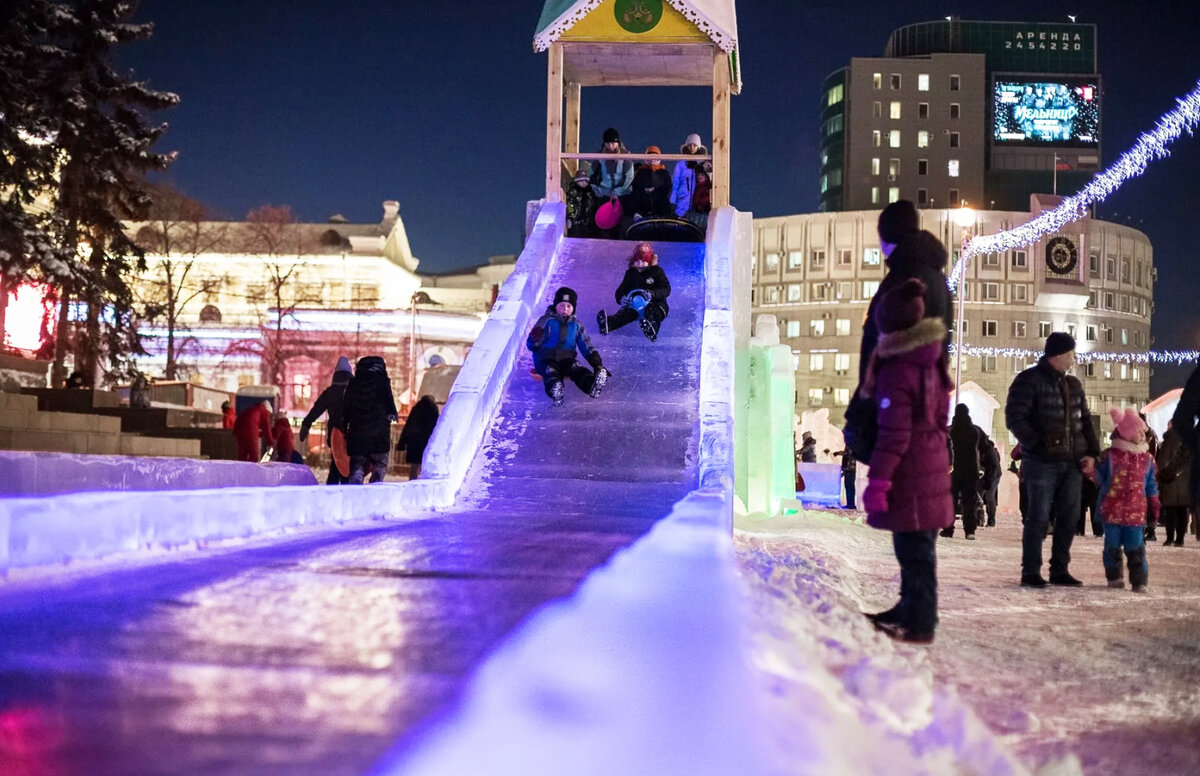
534, 0, 738, 54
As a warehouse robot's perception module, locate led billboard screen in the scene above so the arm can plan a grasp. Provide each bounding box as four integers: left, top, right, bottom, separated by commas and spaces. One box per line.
993, 78, 1100, 145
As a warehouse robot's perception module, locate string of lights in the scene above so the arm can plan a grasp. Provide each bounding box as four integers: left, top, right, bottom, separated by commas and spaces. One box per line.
950, 344, 1200, 365
948, 79, 1200, 289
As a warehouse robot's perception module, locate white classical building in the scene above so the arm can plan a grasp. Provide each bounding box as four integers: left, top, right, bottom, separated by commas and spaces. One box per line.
125, 201, 510, 411
753, 197, 1154, 444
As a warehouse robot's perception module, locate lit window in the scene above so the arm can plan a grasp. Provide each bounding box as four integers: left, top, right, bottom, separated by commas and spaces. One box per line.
835, 353, 851, 371
863, 248, 881, 266
870, 187, 880, 204
811, 250, 826, 269
810, 320, 825, 337
787, 250, 804, 269
888, 158, 900, 180
889, 130, 901, 148
765, 252, 779, 269
863, 280, 880, 298
809, 354, 825, 371
918, 73, 929, 91
888, 187, 899, 203
873, 73, 882, 90
836, 319, 851, 336
917, 130, 930, 148
872, 130, 881, 148
948, 160, 960, 177
871, 158, 880, 175
808, 388, 823, 406
1012, 321, 1027, 338
982, 355, 997, 372
786, 320, 801, 338
1039, 321, 1051, 338
834, 388, 851, 406
1120, 364, 1128, 380
836, 281, 852, 299
810, 283, 827, 301
890, 101, 901, 119
826, 84, 844, 106
787, 283, 803, 301
1121, 328, 1128, 345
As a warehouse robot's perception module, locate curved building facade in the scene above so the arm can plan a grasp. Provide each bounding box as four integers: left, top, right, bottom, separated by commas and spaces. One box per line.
751, 204, 1153, 444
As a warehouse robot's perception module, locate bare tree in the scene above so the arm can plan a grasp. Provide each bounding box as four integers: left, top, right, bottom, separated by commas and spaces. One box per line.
135, 185, 228, 379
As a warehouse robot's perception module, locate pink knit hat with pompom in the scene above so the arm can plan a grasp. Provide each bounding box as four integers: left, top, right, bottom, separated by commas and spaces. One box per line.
1108, 407, 1146, 441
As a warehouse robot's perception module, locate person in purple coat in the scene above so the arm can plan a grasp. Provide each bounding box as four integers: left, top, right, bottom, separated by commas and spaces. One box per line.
860, 278, 955, 645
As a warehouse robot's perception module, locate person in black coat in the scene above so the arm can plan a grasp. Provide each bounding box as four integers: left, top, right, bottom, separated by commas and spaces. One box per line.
627, 147, 673, 221
341, 355, 398, 484
396, 395, 439, 480
948, 403, 985, 539
1005, 332, 1100, 587
1170, 361, 1200, 537
299, 356, 353, 484
980, 433, 1002, 528
595, 242, 671, 342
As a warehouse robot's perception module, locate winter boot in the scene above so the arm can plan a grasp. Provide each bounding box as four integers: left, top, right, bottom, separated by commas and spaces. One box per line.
596, 309, 609, 335
549, 380, 565, 407
639, 315, 659, 342
1126, 546, 1148, 591
589, 367, 608, 399
1107, 579, 1125, 589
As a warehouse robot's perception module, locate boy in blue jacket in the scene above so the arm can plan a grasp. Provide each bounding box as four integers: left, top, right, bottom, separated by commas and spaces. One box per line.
527, 286, 608, 407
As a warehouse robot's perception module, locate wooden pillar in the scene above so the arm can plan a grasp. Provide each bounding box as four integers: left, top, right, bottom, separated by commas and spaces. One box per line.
545, 43, 564, 202
711, 48, 731, 208
565, 81, 582, 175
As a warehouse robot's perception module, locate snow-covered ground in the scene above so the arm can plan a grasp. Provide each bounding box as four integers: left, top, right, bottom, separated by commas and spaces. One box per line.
736, 507, 1200, 776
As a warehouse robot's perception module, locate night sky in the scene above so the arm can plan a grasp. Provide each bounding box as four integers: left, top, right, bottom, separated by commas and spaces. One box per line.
119, 1, 1199, 391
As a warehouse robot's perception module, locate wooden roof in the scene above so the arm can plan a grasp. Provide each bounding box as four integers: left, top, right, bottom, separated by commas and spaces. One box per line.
535, 0, 740, 91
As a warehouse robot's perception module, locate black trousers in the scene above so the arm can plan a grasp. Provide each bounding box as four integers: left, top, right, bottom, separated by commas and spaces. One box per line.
535, 358, 598, 397
951, 476, 980, 535
843, 470, 857, 509
1162, 506, 1189, 543
894, 530, 939, 634
606, 299, 666, 332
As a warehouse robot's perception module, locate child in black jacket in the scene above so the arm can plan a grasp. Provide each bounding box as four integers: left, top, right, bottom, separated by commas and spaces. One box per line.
595, 242, 671, 342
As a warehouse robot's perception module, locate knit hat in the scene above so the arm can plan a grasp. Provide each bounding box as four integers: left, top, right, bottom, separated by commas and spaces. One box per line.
682, 133, 702, 149
874, 278, 927, 333
954, 403, 970, 418
1044, 332, 1076, 357
1109, 407, 1146, 442
553, 286, 578, 310
630, 242, 657, 266
645, 145, 661, 155
334, 356, 352, 374
573, 167, 590, 184
603, 127, 620, 144
877, 199, 920, 245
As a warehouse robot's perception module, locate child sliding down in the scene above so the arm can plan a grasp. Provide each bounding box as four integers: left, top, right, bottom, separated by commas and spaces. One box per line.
526, 286, 608, 407
596, 242, 671, 342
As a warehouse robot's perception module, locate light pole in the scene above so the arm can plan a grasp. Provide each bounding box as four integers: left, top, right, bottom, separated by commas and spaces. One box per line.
953, 205, 975, 405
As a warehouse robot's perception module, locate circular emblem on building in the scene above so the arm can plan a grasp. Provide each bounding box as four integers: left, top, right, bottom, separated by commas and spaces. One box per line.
614, 0, 663, 34
1045, 236, 1078, 275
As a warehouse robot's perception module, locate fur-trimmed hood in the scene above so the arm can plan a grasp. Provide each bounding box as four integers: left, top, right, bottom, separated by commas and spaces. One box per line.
861, 318, 950, 398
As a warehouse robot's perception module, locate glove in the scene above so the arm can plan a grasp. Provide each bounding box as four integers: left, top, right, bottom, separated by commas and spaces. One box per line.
862, 479, 891, 513
1148, 495, 1161, 524
586, 352, 603, 372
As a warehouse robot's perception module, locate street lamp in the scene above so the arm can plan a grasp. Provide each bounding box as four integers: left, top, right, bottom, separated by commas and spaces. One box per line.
952, 205, 975, 404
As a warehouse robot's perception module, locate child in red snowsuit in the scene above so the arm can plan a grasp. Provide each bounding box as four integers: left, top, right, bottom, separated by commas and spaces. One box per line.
233, 400, 274, 462
1093, 408, 1160, 591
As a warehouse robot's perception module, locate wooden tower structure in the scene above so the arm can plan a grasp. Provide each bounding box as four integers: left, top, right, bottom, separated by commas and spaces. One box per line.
534, 0, 741, 207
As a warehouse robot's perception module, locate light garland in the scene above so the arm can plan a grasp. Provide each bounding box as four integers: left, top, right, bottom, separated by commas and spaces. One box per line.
950, 344, 1200, 366
949, 79, 1200, 289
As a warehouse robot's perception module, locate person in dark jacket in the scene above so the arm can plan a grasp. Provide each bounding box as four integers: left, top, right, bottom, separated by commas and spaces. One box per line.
299, 356, 353, 484
627, 147, 673, 221
596, 242, 671, 342
833, 445, 858, 509
860, 278, 954, 645
565, 166, 597, 238
948, 403, 985, 539
233, 399, 274, 462
1171, 361, 1200, 538
1005, 332, 1100, 588
980, 433, 1002, 527
396, 395, 439, 480
799, 432, 817, 463
341, 356, 398, 484
845, 200, 953, 462
1157, 420, 1192, 546
527, 286, 607, 407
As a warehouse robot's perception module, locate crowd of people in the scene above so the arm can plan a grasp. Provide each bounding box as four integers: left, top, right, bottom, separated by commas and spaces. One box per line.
565, 128, 712, 240
228, 354, 440, 485
838, 198, 1200, 646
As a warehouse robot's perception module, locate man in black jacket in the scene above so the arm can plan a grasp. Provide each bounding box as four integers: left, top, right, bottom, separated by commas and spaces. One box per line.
299, 356, 353, 484
341, 356, 398, 484
949, 404, 985, 539
1005, 333, 1100, 588
845, 200, 953, 461
1170, 360, 1200, 536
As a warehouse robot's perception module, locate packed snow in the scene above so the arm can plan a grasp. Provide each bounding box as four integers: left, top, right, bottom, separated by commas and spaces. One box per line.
736, 505, 1200, 776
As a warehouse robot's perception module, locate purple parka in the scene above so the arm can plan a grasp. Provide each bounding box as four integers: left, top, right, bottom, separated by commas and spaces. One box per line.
864, 319, 955, 532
